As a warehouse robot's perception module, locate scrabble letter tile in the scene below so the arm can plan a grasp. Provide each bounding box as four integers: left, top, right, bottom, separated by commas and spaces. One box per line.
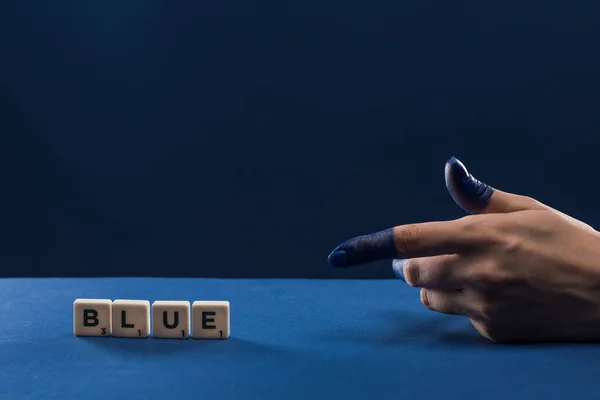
73, 299, 112, 337
152, 301, 190, 339
111, 300, 150, 338
192, 301, 230, 339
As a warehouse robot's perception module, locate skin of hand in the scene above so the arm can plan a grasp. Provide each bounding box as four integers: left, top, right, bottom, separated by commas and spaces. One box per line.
328, 157, 600, 343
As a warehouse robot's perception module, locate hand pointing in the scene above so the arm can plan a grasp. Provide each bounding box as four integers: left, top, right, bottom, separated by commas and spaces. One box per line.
328, 157, 600, 343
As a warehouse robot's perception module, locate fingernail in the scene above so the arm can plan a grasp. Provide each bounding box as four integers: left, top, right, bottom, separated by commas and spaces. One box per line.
392, 259, 406, 282
328, 250, 348, 268
445, 156, 494, 211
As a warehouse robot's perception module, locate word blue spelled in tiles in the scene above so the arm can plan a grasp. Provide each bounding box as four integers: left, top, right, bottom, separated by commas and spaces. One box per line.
73, 298, 230, 339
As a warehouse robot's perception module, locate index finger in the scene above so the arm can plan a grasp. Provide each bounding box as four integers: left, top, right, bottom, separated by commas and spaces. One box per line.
327, 218, 485, 268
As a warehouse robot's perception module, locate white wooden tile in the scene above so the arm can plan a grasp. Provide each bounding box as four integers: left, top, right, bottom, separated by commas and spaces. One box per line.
73, 299, 112, 337
192, 301, 230, 339
152, 301, 190, 339
111, 300, 150, 338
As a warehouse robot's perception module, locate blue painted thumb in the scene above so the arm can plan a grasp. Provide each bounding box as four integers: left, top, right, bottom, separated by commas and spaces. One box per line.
444, 157, 495, 213
445, 156, 546, 214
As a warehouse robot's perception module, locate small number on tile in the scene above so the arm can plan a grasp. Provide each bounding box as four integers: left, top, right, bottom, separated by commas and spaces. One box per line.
111, 300, 150, 338
73, 299, 112, 337
192, 301, 230, 339
151, 301, 191, 339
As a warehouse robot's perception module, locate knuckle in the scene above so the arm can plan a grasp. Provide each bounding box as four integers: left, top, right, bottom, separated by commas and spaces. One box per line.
471, 299, 503, 324
518, 195, 545, 210
395, 224, 421, 255
458, 215, 504, 245
473, 294, 509, 323
477, 302, 497, 321
475, 270, 504, 288
402, 259, 421, 287
457, 215, 479, 233
496, 230, 523, 254
471, 259, 505, 287
420, 288, 433, 310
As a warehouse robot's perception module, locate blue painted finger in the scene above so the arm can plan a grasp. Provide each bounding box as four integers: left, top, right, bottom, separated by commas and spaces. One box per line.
328, 219, 477, 268
328, 228, 396, 268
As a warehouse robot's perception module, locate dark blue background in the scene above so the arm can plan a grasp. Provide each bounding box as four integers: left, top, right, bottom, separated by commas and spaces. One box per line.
1, 0, 599, 278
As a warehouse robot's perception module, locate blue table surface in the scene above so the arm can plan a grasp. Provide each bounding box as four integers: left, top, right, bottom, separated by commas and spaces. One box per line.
2, 278, 600, 400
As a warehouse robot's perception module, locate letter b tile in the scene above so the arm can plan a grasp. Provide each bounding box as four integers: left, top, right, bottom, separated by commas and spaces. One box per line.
73, 299, 112, 337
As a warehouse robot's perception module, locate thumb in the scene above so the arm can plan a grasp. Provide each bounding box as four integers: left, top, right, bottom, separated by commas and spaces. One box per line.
444, 156, 546, 214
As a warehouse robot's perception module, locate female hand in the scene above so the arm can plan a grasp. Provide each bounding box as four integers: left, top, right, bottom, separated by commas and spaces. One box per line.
328, 157, 600, 343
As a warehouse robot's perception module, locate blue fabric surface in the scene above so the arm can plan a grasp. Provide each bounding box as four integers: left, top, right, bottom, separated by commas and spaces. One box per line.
2, 278, 600, 399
